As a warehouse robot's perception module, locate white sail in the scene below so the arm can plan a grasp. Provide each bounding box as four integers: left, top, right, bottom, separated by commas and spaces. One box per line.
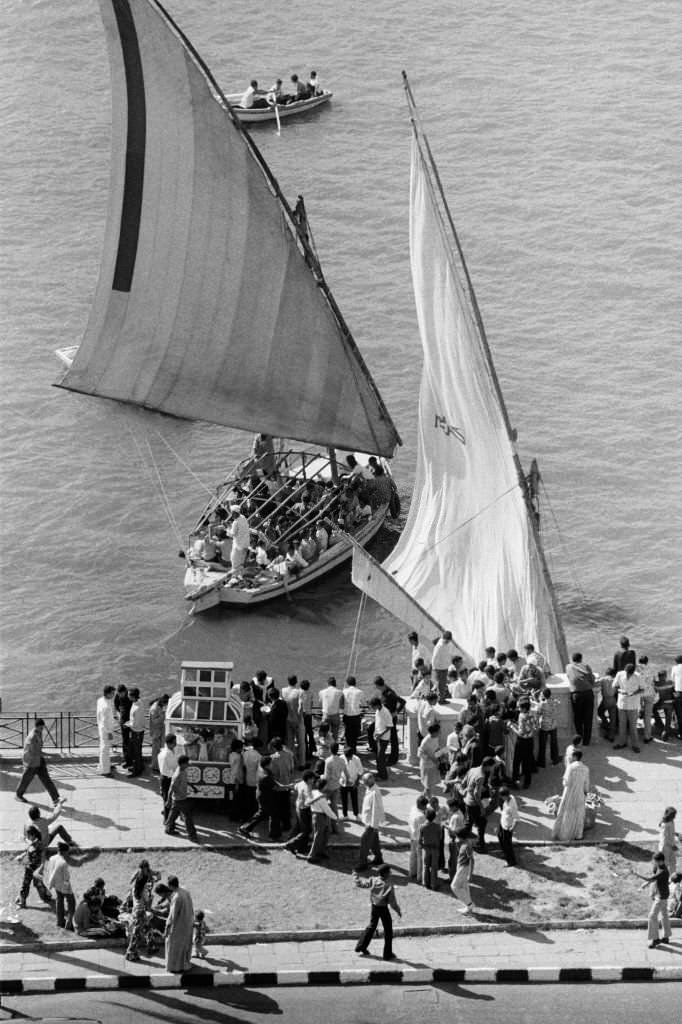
373, 81, 567, 671
57, 0, 400, 459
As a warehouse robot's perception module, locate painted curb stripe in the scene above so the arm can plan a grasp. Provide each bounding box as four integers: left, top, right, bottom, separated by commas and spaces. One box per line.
54, 977, 86, 991
621, 967, 655, 981
3, 965, 682, 993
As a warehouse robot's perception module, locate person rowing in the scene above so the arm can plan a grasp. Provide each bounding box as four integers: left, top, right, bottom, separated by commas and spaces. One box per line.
267, 78, 283, 105
240, 79, 269, 109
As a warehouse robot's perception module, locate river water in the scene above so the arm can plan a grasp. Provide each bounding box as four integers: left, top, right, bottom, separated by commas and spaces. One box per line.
1, 0, 680, 709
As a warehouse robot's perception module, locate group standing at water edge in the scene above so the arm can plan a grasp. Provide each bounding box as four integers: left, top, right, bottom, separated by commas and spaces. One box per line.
10, 635, 681, 957
239, 70, 323, 109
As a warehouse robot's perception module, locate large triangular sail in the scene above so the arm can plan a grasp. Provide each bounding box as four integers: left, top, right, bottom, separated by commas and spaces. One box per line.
356, 75, 567, 670
56, 0, 400, 458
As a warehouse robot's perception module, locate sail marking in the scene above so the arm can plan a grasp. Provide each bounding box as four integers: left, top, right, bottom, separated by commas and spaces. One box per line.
111, 0, 146, 293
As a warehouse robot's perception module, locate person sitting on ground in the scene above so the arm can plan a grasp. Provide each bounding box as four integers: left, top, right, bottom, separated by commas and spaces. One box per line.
240, 79, 269, 109
74, 892, 111, 936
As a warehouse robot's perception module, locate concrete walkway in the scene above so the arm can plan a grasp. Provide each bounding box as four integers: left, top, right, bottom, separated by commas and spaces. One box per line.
2, 928, 681, 993
1, 730, 681, 853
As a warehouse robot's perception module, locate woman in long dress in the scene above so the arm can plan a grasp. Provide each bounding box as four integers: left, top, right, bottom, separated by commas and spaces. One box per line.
164, 876, 194, 972
552, 751, 590, 841
418, 722, 445, 797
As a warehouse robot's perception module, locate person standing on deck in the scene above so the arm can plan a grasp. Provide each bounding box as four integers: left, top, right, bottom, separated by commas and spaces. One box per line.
15, 720, 62, 807
114, 684, 132, 769
613, 663, 643, 752
228, 505, 251, 575
96, 685, 116, 776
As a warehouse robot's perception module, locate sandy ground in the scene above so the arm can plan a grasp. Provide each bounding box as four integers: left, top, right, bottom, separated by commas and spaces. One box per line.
0, 839, 661, 946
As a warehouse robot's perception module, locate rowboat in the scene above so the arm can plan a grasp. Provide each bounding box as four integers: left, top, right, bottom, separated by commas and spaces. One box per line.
352, 74, 568, 671
225, 90, 332, 123
54, 0, 401, 614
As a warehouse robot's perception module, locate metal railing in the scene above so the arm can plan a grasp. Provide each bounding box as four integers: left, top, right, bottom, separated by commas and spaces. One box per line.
0, 706, 407, 753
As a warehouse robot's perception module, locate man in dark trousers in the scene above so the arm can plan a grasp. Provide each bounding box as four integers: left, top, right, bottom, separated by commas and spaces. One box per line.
565, 652, 596, 744
15, 720, 62, 807
368, 677, 405, 765
114, 684, 133, 768
353, 863, 402, 961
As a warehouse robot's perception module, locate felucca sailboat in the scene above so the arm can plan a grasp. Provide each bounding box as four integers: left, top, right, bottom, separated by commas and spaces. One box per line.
55, 0, 401, 613
352, 74, 567, 671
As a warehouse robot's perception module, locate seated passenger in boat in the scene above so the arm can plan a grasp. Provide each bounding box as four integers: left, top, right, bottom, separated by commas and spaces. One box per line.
285, 541, 308, 575
284, 73, 308, 103
299, 530, 318, 563
307, 70, 321, 96
267, 79, 284, 105
315, 521, 329, 553
254, 540, 270, 567
342, 453, 365, 481
359, 463, 393, 509
201, 532, 218, 562
208, 729, 230, 761
240, 79, 270, 109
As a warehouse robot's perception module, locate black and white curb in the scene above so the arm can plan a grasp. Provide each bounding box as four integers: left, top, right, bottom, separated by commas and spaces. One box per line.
3, 964, 682, 993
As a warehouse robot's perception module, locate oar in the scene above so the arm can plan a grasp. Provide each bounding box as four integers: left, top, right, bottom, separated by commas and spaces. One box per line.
274, 102, 281, 136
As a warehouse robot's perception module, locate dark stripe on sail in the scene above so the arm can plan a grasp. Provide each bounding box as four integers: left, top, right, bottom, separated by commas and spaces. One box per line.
111, 0, 146, 292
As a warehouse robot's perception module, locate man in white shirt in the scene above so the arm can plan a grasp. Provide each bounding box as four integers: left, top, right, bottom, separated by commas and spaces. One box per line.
125, 688, 146, 776
341, 675, 364, 754
228, 506, 251, 575
356, 773, 385, 870
407, 794, 429, 879
319, 676, 343, 739
432, 630, 458, 701
158, 734, 178, 815
613, 664, 643, 752
240, 79, 269, 109
96, 685, 116, 776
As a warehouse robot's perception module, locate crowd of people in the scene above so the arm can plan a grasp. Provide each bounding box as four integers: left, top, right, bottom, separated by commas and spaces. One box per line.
188, 446, 394, 585
239, 70, 323, 109
11, 633, 681, 955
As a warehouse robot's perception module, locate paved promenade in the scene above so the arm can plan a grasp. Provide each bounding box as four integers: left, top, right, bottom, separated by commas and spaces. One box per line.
1, 928, 681, 992
2, 731, 680, 993
1, 730, 680, 853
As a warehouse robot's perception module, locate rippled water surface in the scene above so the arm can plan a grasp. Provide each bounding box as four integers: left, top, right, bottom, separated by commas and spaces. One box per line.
1, 0, 680, 708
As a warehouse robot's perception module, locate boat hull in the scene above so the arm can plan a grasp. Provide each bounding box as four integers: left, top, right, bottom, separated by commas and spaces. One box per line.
185, 504, 389, 613
225, 91, 332, 123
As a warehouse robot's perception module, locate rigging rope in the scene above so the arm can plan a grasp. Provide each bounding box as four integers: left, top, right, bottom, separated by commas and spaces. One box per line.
346, 591, 367, 679
123, 420, 185, 550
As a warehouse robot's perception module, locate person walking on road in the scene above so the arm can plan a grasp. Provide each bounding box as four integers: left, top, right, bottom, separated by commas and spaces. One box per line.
450, 825, 475, 913
658, 806, 679, 875
639, 851, 672, 949
15, 719, 63, 807
96, 685, 117, 776
353, 863, 402, 960
15, 826, 53, 909
497, 786, 520, 867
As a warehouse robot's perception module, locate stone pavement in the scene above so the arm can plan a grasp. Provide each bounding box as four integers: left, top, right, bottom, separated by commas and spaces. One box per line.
1, 928, 681, 993
1, 730, 681, 854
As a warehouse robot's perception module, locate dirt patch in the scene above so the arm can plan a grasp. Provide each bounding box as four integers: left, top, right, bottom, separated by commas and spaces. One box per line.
0, 840, 656, 946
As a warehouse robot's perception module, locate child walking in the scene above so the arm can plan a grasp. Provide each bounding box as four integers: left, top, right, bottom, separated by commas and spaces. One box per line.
450, 825, 475, 913
15, 826, 52, 909
193, 909, 209, 958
